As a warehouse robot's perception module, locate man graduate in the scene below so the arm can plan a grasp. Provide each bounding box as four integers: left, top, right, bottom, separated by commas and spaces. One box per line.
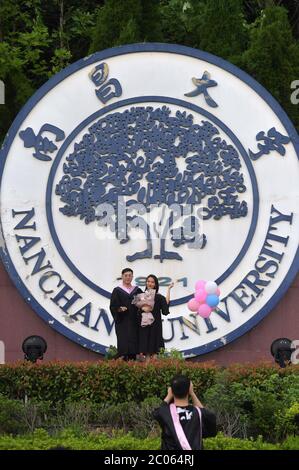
153, 375, 217, 450
110, 268, 142, 360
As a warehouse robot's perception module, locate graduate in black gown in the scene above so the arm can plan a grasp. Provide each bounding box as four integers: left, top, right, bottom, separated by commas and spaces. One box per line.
138, 274, 171, 358
110, 268, 142, 360
152, 375, 217, 450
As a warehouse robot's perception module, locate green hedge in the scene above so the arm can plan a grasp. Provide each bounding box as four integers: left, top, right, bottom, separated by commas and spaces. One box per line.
0, 361, 298, 443
1, 360, 298, 404
0, 429, 298, 450
202, 368, 299, 441
0, 360, 219, 403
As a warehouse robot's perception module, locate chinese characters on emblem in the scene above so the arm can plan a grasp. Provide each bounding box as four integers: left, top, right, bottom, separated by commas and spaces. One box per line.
89, 62, 122, 104
185, 71, 218, 108
19, 124, 65, 162
249, 127, 290, 160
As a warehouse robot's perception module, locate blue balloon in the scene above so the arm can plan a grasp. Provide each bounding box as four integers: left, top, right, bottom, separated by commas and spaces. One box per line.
206, 294, 219, 308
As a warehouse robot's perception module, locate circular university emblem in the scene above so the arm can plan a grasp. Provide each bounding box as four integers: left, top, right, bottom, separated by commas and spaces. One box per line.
0, 44, 298, 357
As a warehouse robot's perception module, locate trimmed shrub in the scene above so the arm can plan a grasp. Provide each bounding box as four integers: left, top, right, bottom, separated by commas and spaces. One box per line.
204, 433, 277, 450
0, 395, 26, 435
0, 361, 298, 442
203, 369, 299, 441
0, 429, 298, 450
0, 360, 218, 403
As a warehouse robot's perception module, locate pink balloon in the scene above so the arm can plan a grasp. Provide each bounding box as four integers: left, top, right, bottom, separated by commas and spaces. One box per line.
197, 303, 212, 318
195, 280, 206, 291
195, 289, 207, 304
187, 298, 200, 312
216, 288, 221, 296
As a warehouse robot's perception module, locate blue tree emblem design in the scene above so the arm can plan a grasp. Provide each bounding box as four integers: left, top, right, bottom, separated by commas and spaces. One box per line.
55, 106, 248, 262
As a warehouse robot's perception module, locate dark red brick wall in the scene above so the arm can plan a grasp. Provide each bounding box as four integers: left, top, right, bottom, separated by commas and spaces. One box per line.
0, 261, 298, 365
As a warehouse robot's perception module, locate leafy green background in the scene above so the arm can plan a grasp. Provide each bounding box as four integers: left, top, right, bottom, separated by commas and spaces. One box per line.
0, 0, 298, 145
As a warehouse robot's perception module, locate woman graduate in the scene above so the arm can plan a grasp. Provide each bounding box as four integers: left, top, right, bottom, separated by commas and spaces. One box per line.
110, 268, 142, 360
137, 274, 173, 359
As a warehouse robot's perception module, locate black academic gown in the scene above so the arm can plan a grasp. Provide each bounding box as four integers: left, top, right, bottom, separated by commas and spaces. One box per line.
138, 292, 169, 354
152, 401, 217, 450
110, 286, 142, 357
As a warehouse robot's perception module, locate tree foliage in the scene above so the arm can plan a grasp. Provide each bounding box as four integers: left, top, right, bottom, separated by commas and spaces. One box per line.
0, 0, 298, 144
89, 0, 162, 52
241, 6, 299, 126
193, 0, 248, 61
